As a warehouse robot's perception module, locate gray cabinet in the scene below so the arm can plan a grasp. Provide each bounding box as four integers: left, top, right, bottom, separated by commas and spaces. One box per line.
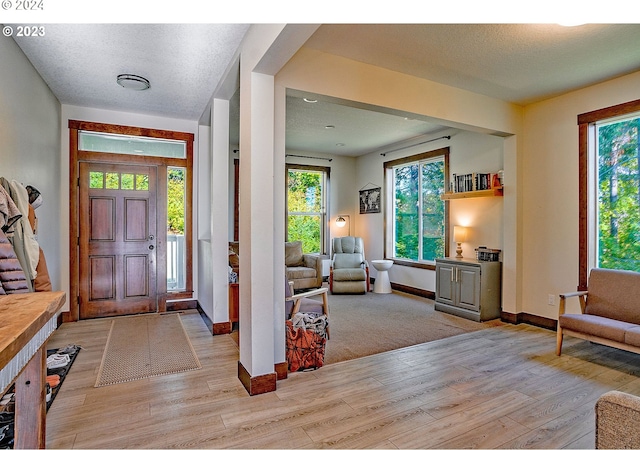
435, 258, 501, 321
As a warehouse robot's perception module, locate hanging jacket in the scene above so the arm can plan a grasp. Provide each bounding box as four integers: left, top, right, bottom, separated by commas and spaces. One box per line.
0, 184, 21, 233
0, 229, 29, 294
28, 204, 52, 291
7, 180, 39, 287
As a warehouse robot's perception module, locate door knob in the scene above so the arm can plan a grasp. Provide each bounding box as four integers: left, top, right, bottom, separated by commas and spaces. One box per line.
149, 245, 155, 250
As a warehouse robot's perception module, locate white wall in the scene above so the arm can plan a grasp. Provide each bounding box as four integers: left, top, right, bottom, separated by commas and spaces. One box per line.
196, 124, 213, 319
0, 37, 61, 289
522, 70, 640, 319
60, 105, 199, 310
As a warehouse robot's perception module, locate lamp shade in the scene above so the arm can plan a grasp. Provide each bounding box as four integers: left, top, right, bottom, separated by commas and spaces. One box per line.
453, 226, 467, 243
336, 216, 346, 228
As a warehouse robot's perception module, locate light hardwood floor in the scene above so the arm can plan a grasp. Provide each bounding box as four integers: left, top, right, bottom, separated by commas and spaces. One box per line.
45, 311, 640, 449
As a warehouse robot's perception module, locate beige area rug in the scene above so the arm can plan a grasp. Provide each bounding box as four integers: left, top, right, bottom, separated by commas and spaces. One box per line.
95, 313, 201, 387
323, 290, 504, 364
230, 289, 504, 366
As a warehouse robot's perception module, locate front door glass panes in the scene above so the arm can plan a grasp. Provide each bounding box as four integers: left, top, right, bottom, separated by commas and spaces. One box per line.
89, 171, 150, 191
79, 130, 186, 158
167, 167, 186, 291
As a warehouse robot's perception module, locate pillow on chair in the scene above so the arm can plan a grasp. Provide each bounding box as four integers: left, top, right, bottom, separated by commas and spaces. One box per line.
285, 241, 304, 267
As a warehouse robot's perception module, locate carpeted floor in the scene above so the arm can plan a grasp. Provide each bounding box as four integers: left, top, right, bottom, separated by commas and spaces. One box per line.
95, 313, 201, 387
323, 289, 503, 364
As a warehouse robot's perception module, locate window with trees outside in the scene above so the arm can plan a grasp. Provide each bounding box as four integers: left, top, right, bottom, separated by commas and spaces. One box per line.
579, 100, 640, 289
593, 113, 640, 271
385, 148, 449, 264
286, 165, 329, 254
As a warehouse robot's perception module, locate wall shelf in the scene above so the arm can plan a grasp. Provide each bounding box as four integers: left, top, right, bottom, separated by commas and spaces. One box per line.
441, 187, 503, 200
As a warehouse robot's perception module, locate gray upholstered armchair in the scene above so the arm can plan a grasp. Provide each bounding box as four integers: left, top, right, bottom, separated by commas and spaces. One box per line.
329, 236, 369, 294
285, 241, 323, 291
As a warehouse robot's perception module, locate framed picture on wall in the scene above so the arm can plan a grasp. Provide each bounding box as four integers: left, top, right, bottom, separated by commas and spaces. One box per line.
359, 187, 381, 214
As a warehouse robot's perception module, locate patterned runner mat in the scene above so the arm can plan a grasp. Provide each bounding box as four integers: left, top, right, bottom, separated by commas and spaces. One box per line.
95, 313, 201, 387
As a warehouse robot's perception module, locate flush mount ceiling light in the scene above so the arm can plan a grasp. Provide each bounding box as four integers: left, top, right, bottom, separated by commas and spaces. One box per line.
116, 74, 150, 90
303, 98, 317, 103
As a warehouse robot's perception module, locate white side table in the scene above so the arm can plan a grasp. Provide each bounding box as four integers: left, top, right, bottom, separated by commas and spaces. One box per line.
371, 259, 394, 293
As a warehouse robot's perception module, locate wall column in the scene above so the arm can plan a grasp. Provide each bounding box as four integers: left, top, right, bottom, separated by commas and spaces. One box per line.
501, 135, 523, 316
211, 98, 231, 333
236, 24, 319, 395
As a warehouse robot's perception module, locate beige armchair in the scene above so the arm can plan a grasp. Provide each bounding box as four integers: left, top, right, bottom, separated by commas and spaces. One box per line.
329, 236, 369, 294
285, 241, 323, 291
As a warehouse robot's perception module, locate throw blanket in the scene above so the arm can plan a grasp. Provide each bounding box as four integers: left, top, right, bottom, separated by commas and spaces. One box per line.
285, 313, 328, 372
291, 312, 328, 339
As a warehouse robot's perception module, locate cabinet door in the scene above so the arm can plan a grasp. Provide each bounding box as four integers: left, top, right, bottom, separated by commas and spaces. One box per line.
457, 266, 481, 311
436, 264, 456, 305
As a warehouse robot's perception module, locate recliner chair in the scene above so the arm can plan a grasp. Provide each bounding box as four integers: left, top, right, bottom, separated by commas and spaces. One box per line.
329, 236, 369, 294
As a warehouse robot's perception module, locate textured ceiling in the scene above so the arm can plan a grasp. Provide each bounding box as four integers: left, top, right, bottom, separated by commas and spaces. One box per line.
12, 23, 640, 156
12, 24, 250, 121
285, 91, 448, 156
304, 24, 640, 106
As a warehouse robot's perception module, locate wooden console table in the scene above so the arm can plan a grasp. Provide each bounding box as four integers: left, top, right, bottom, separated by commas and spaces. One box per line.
0, 291, 66, 449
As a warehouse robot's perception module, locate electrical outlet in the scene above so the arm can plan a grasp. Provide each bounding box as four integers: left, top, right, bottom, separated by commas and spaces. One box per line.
548, 294, 556, 306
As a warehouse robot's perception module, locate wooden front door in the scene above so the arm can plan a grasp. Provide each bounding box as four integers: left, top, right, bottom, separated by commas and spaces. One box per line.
79, 162, 158, 319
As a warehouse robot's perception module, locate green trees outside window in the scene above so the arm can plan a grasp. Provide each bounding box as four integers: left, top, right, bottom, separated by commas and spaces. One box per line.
597, 116, 640, 271
393, 157, 445, 262
167, 167, 185, 234
287, 168, 326, 254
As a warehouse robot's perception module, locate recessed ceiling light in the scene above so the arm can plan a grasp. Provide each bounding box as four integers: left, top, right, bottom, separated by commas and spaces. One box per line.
117, 74, 150, 90
336, 143, 345, 147
325, 125, 335, 129
303, 98, 318, 103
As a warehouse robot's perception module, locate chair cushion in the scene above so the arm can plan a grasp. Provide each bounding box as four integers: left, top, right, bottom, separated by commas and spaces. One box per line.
285, 296, 324, 318
333, 253, 364, 270
286, 266, 316, 280
285, 241, 304, 267
585, 268, 640, 325
625, 326, 640, 347
559, 313, 636, 343
333, 267, 366, 282
332, 236, 363, 254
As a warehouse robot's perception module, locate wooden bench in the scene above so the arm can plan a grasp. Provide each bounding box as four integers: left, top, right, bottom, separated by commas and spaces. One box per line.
557, 268, 640, 356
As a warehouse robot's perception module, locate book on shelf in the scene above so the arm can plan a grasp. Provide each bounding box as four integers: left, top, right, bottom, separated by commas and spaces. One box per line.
451, 172, 502, 193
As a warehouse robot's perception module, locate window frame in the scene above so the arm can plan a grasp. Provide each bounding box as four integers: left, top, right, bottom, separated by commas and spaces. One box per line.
578, 98, 640, 289
285, 164, 331, 255
384, 147, 450, 269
